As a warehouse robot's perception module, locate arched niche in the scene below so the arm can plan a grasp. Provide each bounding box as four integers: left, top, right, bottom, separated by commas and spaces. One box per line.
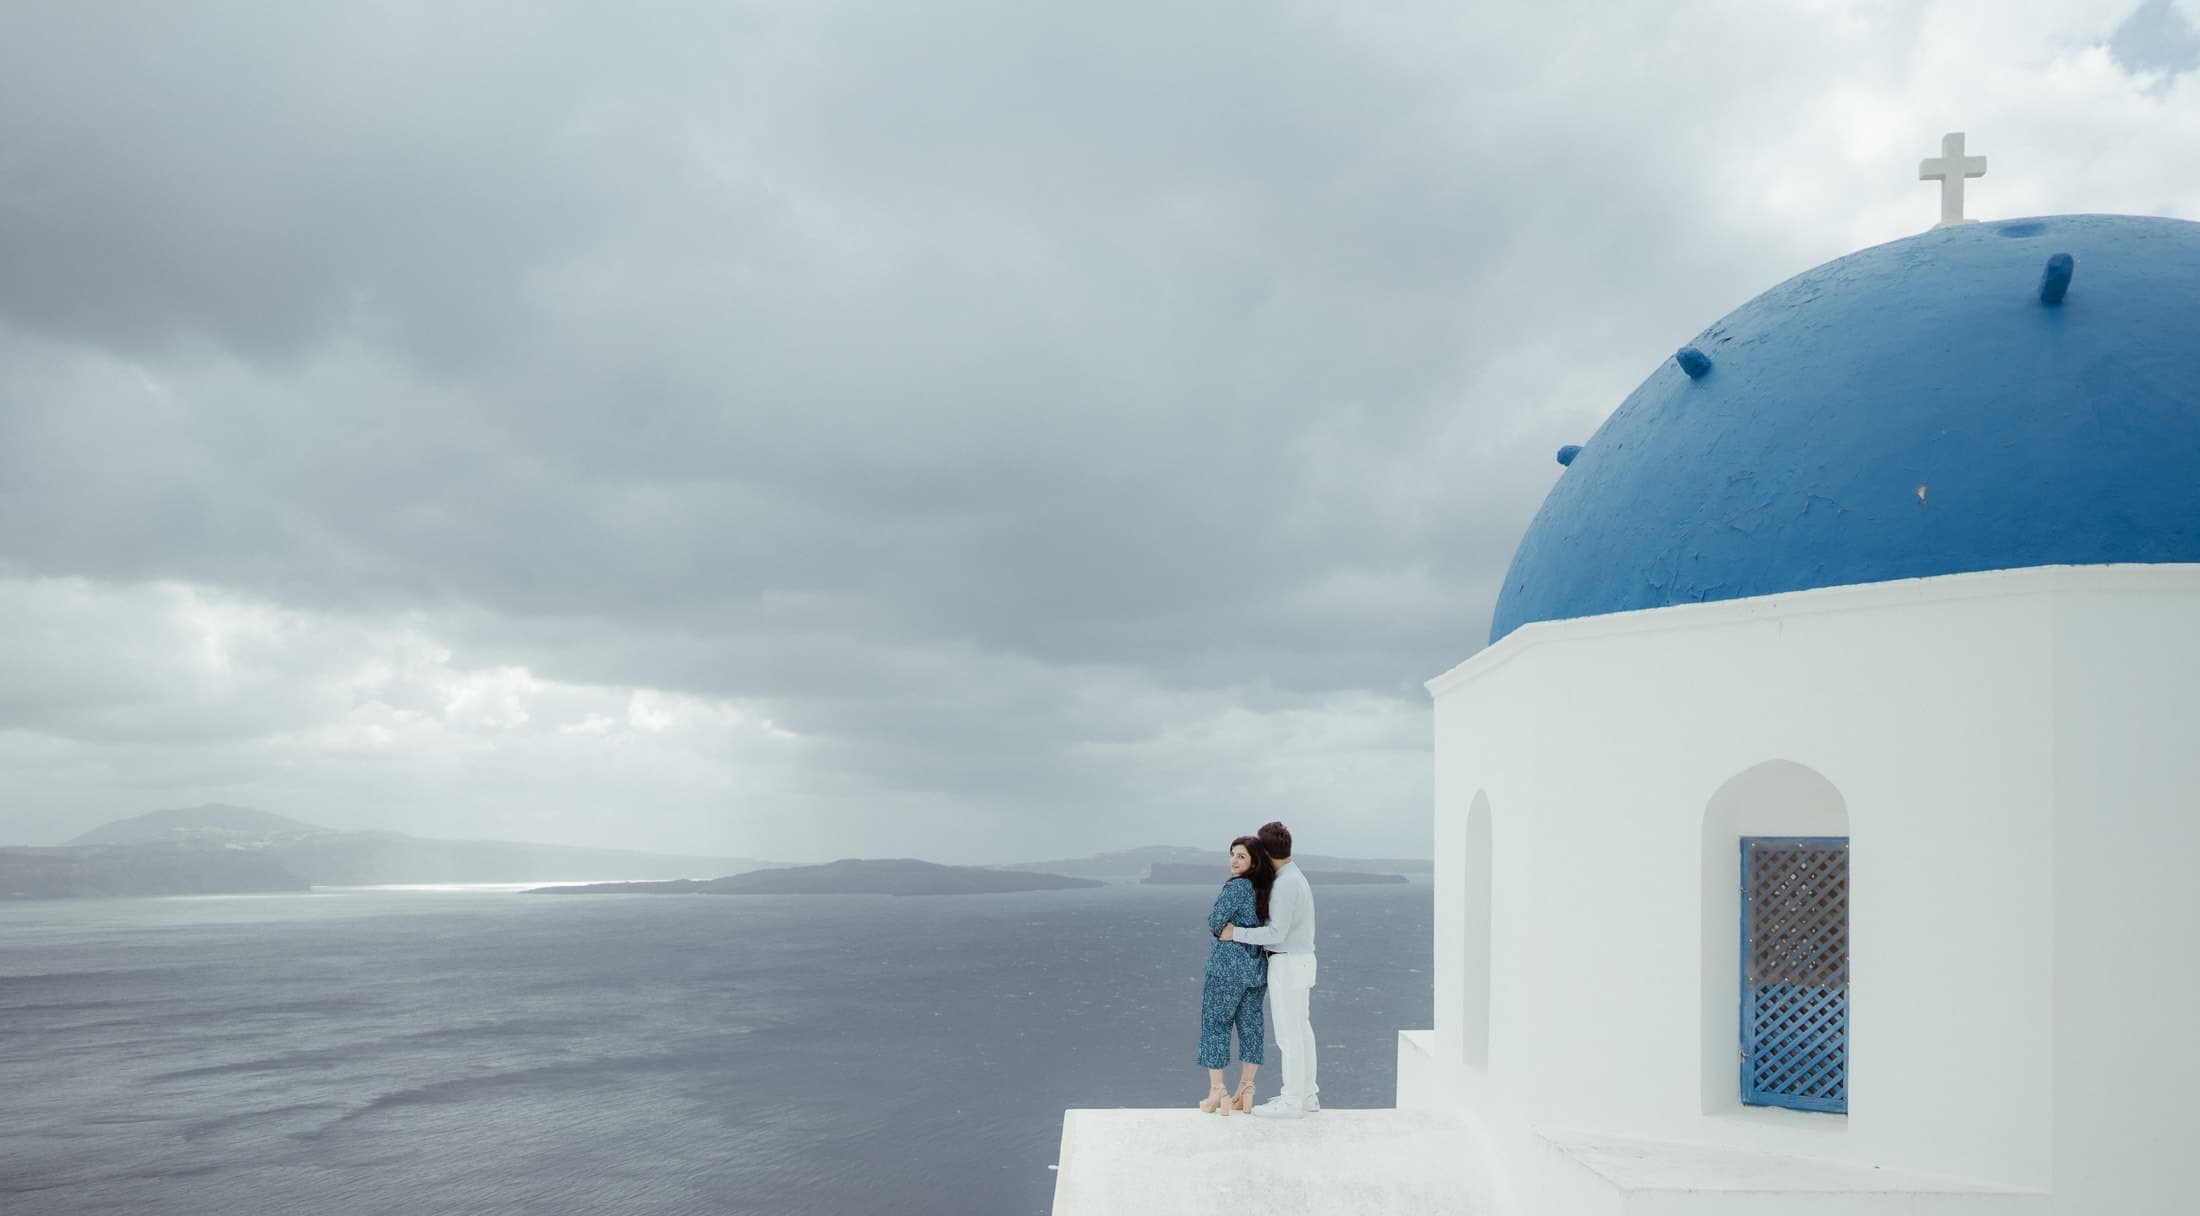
1697, 760, 1849, 1114
1462, 790, 1493, 1068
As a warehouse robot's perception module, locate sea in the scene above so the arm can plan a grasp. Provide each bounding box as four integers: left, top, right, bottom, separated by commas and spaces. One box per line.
0, 881, 1432, 1215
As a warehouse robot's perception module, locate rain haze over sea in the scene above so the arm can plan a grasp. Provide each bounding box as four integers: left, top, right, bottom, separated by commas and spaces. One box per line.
0, 882, 1430, 1215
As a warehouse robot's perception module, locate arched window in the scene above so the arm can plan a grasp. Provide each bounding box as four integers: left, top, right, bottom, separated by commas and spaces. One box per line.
1699, 761, 1849, 1115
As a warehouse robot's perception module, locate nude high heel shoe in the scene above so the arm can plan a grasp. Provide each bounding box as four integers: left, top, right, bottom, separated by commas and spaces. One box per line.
1232, 1077, 1257, 1113
1199, 1080, 1229, 1114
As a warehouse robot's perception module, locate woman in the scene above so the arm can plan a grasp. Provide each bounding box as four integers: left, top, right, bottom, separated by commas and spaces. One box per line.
1197, 834, 1274, 1114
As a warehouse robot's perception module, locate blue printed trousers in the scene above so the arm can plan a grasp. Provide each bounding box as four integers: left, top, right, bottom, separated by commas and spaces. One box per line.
1197, 974, 1266, 1069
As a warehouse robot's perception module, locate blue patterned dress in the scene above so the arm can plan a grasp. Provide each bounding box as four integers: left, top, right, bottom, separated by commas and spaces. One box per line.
1197, 876, 1267, 1068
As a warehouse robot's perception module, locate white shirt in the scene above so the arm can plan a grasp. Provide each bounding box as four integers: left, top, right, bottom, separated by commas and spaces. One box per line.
1230, 861, 1315, 955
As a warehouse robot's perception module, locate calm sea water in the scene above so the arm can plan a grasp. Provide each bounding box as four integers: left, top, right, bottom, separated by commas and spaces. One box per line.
0, 882, 1431, 1215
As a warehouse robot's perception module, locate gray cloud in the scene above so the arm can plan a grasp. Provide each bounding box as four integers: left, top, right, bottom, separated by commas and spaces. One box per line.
2110, 0, 2200, 76
3, 1, 2195, 859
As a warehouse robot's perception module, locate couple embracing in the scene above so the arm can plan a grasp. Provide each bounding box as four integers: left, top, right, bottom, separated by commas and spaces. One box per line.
1196, 820, 1317, 1119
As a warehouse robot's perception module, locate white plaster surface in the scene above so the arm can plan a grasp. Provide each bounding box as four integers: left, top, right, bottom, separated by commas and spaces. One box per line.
1396, 1029, 1443, 1112
1420, 564, 2200, 1214
1051, 1108, 1498, 1216
1546, 1132, 2039, 1196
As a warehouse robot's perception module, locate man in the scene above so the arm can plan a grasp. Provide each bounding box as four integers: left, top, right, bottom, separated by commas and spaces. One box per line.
1219, 820, 1318, 1117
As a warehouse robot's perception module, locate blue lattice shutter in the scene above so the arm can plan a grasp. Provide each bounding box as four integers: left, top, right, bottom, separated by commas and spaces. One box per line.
1740, 837, 1849, 1113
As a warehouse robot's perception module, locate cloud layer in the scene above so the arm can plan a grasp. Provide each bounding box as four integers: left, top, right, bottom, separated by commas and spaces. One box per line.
3, 1, 2195, 859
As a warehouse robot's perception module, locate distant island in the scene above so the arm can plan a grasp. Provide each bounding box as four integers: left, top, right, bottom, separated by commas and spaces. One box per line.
5, 808, 1429, 902
1, 804, 776, 900
528, 858, 1105, 897
66, 803, 311, 847
999, 845, 1433, 883
1139, 862, 1410, 886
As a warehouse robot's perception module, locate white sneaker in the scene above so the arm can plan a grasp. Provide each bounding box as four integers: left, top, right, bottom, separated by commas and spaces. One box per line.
1252, 1098, 1306, 1119
1305, 1095, 1320, 1113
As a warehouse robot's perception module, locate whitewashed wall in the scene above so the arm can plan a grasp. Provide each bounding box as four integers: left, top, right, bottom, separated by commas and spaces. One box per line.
1419, 564, 2200, 1208
2044, 587, 2200, 1211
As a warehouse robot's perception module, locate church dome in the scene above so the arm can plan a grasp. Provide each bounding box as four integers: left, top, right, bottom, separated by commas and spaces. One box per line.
1490, 213, 2200, 644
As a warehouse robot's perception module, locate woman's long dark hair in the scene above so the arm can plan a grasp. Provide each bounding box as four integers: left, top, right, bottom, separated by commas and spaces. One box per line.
1230, 835, 1275, 924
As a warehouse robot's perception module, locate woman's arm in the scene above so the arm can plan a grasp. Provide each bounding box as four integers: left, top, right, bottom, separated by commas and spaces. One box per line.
1227, 877, 1293, 946
1207, 879, 1251, 937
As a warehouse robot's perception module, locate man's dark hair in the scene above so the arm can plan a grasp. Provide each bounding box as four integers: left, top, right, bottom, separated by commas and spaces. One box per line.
1256, 821, 1292, 860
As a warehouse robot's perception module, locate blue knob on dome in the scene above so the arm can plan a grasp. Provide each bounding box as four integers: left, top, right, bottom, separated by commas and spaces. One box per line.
1556, 445, 1583, 467
1676, 346, 1713, 379
2040, 253, 2074, 305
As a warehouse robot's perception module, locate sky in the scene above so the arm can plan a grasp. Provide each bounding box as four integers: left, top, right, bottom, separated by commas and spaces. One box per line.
1, 1, 2196, 862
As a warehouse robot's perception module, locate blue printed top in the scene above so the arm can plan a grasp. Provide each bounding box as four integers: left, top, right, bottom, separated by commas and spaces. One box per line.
1204, 877, 1267, 988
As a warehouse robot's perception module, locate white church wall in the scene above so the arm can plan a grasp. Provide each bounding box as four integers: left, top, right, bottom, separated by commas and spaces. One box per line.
2045, 587, 2200, 1213
1421, 567, 2157, 1193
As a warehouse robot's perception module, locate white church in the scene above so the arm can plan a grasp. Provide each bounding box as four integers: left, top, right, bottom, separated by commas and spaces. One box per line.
1054, 139, 2200, 1214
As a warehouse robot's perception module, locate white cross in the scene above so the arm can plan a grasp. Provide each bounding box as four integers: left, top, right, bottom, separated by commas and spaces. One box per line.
1918, 131, 1987, 229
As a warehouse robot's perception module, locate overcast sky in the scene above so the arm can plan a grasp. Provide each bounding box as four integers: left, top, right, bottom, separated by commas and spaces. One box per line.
1, 1, 2195, 862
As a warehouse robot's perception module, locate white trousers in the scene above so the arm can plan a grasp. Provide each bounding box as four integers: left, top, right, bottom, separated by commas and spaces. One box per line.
1266, 952, 1318, 1106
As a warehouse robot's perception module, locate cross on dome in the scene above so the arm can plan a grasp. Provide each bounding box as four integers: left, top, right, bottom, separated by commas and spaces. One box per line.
1919, 131, 1988, 229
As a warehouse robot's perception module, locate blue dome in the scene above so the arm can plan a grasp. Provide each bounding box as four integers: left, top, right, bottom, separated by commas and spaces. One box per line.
1491, 213, 2200, 645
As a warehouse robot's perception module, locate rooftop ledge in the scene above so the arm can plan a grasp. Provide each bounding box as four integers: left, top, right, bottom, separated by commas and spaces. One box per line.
1433, 561, 2200, 698
1051, 1108, 1496, 1215
1052, 1109, 2050, 1216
